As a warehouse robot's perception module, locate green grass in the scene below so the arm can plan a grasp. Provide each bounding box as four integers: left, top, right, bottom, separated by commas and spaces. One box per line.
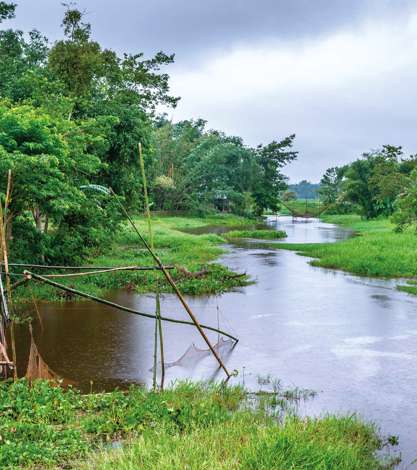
226, 229, 287, 240
13, 214, 254, 301
0, 379, 397, 469
279, 199, 322, 216
320, 214, 394, 233
278, 215, 417, 293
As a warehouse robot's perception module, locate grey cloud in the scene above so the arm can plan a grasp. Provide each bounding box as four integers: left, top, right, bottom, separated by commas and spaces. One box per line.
9, 0, 416, 60
6, 0, 417, 181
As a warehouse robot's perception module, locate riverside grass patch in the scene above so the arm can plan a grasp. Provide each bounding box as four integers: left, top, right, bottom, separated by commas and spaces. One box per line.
0, 379, 396, 470
278, 215, 417, 279
12, 214, 254, 302
226, 229, 287, 240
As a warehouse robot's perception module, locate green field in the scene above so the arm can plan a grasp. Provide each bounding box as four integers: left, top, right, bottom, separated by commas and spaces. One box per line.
0, 379, 396, 470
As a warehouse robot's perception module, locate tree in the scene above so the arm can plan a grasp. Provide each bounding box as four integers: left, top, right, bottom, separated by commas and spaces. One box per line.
0, 101, 119, 263
0, 2, 15, 22
252, 135, 298, 214
343, 146, 410, 219
48, 5, 179, 112
47, 5, 179, 204
392, 170, 417, 231
319, 166, 349, 207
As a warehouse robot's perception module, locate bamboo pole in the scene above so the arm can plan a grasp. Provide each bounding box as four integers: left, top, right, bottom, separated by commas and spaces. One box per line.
138, 143, 154, 249
37, 266, 174, 278
0, 171, 16, 379
108, 188, 233, 379
0, 269, 9, 322
24, 271, 239, 342
138, 143, 165, 389
156, 292, 165, 389
3, 170, 12, 299
152, 302, 158, 390
1, 263, 174, 271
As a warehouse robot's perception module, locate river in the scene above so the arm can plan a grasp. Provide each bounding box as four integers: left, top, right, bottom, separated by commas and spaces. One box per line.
14, 216, 417, 466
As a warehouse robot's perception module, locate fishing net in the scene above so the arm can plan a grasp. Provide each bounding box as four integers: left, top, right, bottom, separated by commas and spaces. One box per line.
25, 326, 59, 382
150, 337, 235, 372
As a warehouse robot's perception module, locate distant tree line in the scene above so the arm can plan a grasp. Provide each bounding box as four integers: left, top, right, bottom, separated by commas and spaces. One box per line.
287, 180, 320, 200
0, 2, 297, 264
319, 145, 417, 229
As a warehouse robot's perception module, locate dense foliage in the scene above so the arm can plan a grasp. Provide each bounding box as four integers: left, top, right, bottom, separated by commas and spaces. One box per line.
152, 119, 297, 215
0, 3, 297, 264
319, 146, 417, 225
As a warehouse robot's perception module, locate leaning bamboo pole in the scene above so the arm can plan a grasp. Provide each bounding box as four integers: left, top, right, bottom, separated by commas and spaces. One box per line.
108, 188, 232, 379
24, 271, 239, 342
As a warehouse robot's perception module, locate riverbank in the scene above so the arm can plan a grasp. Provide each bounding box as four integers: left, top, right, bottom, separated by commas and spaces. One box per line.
277, 215, 417, 293
12, 214, 256, 302
0, 379, 396, 469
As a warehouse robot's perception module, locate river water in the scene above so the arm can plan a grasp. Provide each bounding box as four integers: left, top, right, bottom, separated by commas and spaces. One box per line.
14, 216, 417, 466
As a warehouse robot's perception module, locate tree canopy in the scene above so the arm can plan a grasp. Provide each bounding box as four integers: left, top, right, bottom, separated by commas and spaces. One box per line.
0, 3, 297, 263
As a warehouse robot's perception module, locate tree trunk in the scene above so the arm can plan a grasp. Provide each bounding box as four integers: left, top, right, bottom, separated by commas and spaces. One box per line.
32, 208, 42, 232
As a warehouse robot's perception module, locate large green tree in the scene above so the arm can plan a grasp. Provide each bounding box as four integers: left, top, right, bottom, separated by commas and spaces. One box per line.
252, 135, 298, 215
342, 146, 414, 219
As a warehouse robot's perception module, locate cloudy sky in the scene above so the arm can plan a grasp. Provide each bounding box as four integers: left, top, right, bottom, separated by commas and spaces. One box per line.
7, 0, 417, 182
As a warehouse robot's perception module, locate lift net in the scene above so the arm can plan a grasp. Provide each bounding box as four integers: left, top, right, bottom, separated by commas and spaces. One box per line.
150, 337, 235, 372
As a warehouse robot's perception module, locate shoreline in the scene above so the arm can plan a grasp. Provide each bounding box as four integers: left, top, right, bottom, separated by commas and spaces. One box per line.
275, 214, 417, 294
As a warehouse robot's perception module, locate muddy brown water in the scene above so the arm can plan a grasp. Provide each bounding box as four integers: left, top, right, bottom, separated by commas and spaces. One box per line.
10, 216, 417, 466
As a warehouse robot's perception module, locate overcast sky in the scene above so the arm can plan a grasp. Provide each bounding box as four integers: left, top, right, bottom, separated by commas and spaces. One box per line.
6, 0, 417, 182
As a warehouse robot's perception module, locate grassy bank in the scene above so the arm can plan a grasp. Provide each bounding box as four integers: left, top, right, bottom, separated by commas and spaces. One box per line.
13, 214, 254, 301
278, 215, 417, 291
226, 229, 287, 240
0, 379, 396, 469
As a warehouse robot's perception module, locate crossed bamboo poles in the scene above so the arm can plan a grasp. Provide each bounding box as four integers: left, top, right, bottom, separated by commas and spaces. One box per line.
13, 192, 237, 380
1, 147, 237, 381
